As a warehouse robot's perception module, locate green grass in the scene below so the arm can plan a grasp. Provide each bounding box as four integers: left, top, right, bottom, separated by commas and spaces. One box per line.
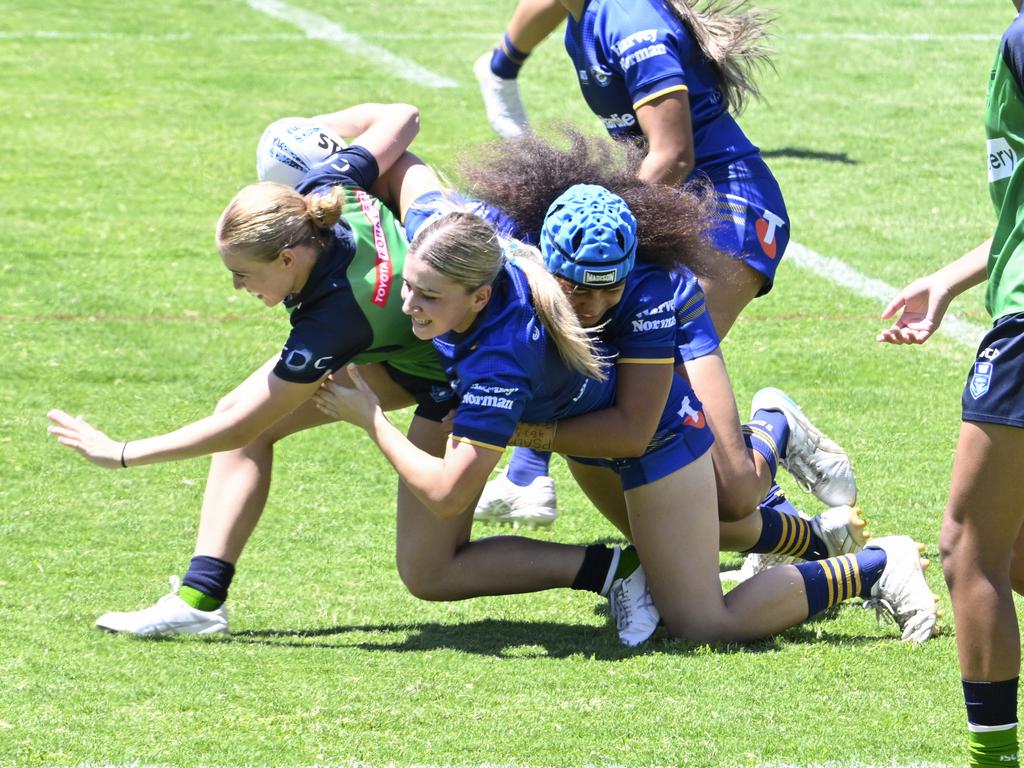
1, 1, 1019, 766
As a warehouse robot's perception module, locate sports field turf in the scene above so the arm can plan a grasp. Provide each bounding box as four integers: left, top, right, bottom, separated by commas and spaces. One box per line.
0, 1, 1017, 766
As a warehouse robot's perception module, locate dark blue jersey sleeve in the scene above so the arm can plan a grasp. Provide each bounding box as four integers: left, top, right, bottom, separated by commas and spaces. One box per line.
296, 145, 380, 194
272, 283, 374, 384
449, 345, 535, 451
601, 2, 688, 107
673, 273, 719, 363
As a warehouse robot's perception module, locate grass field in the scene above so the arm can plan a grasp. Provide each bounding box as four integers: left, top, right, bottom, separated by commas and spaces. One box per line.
1, 1, 1019, 766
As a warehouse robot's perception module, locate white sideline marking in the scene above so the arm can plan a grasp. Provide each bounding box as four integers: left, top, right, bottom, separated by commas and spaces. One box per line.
244, 0, 456, 88
787, 241, 987, 348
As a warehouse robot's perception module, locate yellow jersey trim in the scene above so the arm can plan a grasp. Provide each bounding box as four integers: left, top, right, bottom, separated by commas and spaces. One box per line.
633, 84, 688, 110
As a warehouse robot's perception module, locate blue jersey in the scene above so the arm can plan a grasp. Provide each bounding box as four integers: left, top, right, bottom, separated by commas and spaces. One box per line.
671, 270, 719, 363
433, 262, 616, 452
564, 0, 760, 182
272, 146, 446, 384
596, 262, 719, 365
404, 190, 532, 244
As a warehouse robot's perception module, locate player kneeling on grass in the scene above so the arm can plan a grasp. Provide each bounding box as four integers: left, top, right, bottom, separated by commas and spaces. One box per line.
316, 185, 939, 647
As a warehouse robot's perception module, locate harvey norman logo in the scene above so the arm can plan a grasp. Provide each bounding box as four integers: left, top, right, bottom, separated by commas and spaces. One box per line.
462, 384, 519, 411
988, 137, 1018, 182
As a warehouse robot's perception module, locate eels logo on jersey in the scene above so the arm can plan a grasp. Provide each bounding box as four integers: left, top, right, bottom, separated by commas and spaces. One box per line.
970, 361, 993, 400
678, 395, 706, 429
589, 64, 613, 87
988, 137, 1018, 183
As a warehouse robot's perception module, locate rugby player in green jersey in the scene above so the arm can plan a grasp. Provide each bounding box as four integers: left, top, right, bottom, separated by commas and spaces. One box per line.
879, 3, 1024, 764
46, 103, 465, 636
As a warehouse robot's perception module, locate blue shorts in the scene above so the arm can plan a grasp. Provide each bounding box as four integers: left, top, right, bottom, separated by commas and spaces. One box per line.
962, 311, 1024, 429
706, 157, 789, 297
569, 402, 714, 491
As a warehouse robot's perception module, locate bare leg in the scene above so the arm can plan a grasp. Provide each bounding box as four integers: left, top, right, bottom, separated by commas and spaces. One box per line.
194, 360, 415, 563
505, 0, 566, 53
624, 454, 811, 643
564, 458, 631, 539
941, 421, 1024, 682
700, 261, 766, 340
395, 418, 587, 601
681, 351, 773, 521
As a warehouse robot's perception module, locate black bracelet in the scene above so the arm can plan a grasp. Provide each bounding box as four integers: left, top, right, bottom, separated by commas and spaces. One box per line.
120, 441, 128, 468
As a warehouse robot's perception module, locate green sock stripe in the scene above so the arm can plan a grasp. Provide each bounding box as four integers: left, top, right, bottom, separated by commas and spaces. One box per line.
615, 546, 641, 580
178, 585, 223, 612
968, 724, 1019, 766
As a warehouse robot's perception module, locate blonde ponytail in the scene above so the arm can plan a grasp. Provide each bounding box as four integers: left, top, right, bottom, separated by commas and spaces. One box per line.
216, 181, 343, 262
409, 214, 607, 381
664, 0, 774, 115
504, 241, 607, 382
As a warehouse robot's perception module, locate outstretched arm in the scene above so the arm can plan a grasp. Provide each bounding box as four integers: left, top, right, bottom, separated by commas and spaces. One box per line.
877, 238, 990, 345
48, 362, 322, 469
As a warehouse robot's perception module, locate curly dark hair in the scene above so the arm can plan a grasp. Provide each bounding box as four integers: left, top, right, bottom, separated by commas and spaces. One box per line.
457, 127, 724, 280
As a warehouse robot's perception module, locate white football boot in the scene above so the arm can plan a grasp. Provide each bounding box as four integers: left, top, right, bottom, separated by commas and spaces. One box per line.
473, 51, 530, 139
473, 468, 558, 529
863, 536, 939, 643
95, 576, 228, 636
750, 387, 857, 507
608, 560, 660, 647
722, 504, 869, 583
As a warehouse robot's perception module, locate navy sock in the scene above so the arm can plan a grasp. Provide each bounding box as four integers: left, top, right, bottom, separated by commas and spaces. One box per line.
795, 548, 886, 616
490, 33, 529, 79
181, 555, 235, 604
965, 678, 1020, 766
745, 487, 829, 560
572, 544, 615, 594
506, 447, 552, 487
964, 678, 1019, 727
747, 408, 791, 465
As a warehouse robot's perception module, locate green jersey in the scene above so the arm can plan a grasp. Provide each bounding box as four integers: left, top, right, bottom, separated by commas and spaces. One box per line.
273, 147, 445, 385
985, 10, 1024, 320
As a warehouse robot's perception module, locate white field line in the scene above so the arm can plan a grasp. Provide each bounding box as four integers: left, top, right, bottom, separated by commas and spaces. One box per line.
0, 30, 997, 43
244, 0, 456, 88
786, 241, 987, 348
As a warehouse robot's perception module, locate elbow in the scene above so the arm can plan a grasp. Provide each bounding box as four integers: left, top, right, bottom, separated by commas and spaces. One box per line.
392, 103, 420, 138
621, 425, 659, 457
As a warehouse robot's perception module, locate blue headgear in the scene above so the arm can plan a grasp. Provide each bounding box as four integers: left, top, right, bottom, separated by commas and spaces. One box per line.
540, 184, 638, 288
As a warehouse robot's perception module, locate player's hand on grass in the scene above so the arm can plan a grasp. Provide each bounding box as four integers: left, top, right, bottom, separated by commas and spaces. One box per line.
877, 275, 952, 345
47, 409, 125, 469
314, 365, 381, 429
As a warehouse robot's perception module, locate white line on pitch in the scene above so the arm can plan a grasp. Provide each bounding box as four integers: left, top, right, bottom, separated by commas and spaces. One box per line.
244, 0, 457, 88
786, 241, 987, 348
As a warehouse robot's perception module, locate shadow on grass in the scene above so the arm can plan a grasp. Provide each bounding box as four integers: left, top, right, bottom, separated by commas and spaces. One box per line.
228, 613, 892, 660
761, 146, 857, 165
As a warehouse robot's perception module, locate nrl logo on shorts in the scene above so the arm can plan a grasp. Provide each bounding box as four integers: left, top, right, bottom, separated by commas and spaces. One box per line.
970, 361, 993, 400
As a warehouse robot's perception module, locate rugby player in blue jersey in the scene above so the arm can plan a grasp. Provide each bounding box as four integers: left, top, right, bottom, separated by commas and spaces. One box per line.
316, 186, 937, 646
474, 1, 854, 526
466, 130, 856, 559
46, 104, 471, 636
